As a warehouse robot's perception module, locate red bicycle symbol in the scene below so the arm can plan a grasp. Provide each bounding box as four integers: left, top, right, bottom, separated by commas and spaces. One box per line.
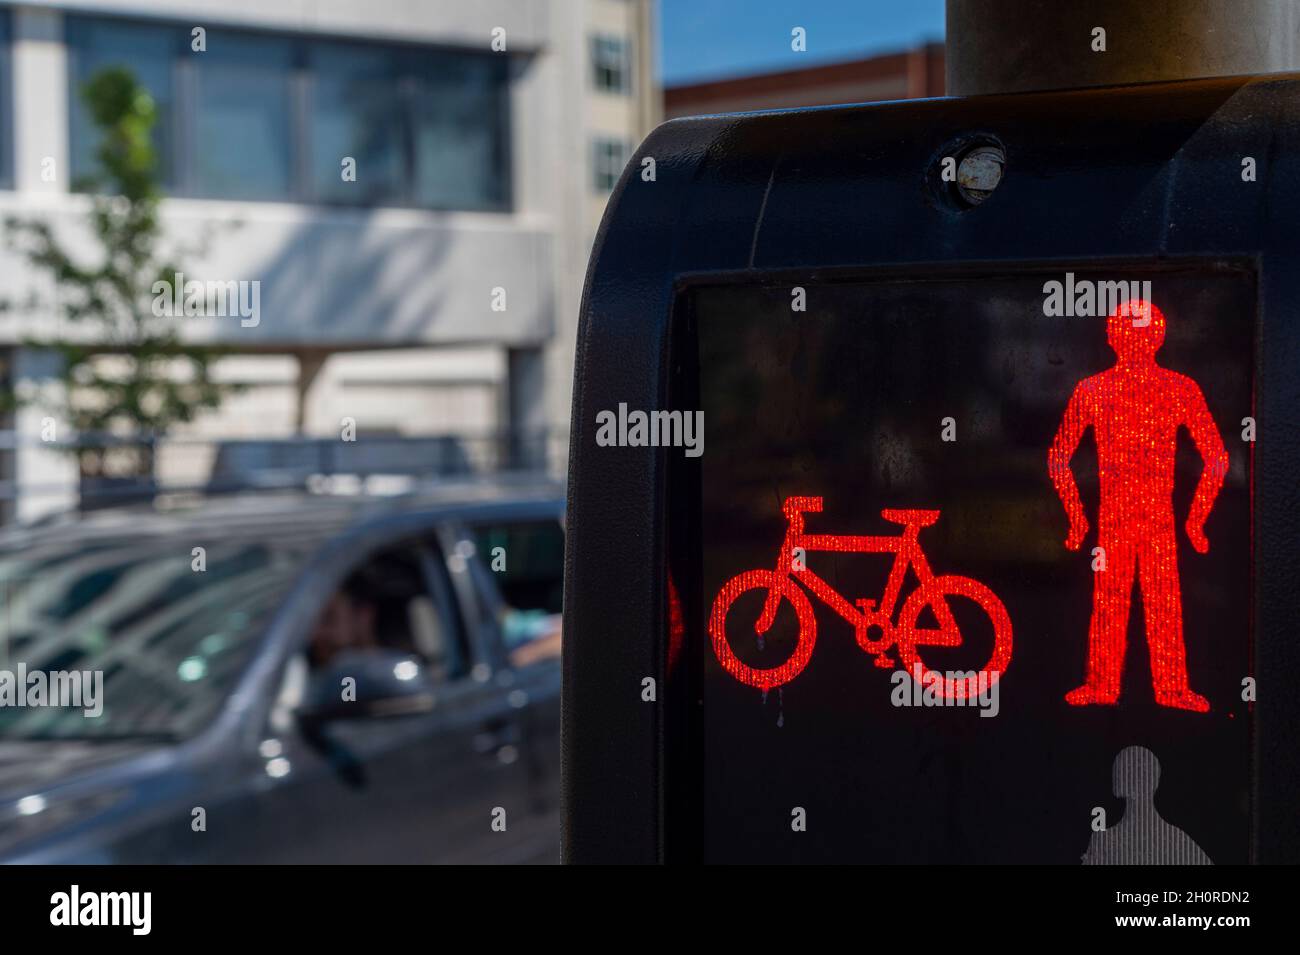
709, 496, 1013, 698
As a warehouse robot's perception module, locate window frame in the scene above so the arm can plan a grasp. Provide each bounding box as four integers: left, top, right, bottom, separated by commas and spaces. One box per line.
592, 135, 631, 193
591, 33, 632, 95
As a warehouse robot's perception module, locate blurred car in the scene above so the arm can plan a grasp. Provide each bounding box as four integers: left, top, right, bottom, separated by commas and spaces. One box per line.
0, 477, 564, 863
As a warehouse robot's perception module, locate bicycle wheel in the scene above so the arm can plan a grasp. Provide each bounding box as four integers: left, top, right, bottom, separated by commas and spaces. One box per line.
894, 575, 1012, 700
709, 570, 816, 690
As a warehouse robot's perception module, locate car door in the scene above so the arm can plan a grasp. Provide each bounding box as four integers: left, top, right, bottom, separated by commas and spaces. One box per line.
235, 534, 540, 863
449, 512, 565, 854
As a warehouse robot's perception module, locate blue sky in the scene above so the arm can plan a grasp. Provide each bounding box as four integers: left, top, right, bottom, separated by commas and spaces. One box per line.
658, 0, 946, 86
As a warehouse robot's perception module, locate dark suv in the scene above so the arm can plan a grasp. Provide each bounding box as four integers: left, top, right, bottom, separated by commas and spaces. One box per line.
0, 479, 564, 863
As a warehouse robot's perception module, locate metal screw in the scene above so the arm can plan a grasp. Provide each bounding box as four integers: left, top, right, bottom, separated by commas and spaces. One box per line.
956, 145, 1005, 205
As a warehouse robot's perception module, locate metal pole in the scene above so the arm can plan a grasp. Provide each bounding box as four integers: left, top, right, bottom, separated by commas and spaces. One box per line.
946, 0, 1300, 96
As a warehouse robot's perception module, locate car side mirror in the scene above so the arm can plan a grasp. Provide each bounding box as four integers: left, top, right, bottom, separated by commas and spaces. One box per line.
298, 649, 437, 725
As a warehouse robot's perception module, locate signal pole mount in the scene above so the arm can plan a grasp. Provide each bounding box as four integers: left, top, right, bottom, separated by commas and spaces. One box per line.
946, 0, 1300, 96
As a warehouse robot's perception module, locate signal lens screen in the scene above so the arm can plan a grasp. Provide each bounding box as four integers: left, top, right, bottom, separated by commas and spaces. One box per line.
683, 268, 1254, 864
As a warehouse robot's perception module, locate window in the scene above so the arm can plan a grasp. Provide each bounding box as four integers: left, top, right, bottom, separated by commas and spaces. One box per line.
0, 534, 321, 741
410, 53, 511, 210
67, 17, 178, 190
191, 32, 295, 200
471, 520, 564, 616
65, 16, 511, 210
470, 519, 564, 667
592, 136, 631, 192
309, 42, 406, 205
591, 34, 631, 94
307, 544, 468, 682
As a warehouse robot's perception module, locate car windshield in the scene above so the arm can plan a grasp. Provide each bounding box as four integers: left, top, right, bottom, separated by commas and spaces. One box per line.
0, 528, 321, 742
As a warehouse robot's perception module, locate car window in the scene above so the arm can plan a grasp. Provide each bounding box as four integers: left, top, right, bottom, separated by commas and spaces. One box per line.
306, 543, 469, 683
0, 534, 319, 741
469, 519, 564, 666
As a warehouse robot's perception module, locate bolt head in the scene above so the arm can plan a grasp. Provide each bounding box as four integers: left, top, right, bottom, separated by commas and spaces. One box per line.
956, 146, 1005, 204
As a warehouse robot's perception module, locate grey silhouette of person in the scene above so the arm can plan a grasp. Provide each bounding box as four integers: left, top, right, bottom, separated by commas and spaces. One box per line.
1082, 745, 1212, 865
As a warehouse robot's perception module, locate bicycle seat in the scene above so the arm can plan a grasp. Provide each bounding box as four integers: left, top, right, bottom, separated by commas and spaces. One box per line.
880, 508, 940, 527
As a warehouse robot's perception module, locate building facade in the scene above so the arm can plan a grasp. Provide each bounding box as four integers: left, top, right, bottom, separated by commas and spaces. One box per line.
0, 0, 658, 520
664, 42, 943, 118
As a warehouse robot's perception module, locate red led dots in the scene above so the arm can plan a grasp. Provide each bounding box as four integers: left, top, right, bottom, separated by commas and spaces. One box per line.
1049, 299, 1227, 713
708, 498, 1012, 698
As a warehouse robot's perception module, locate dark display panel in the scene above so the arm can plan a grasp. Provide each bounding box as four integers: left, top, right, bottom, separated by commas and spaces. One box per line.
685, 267, 1254, 863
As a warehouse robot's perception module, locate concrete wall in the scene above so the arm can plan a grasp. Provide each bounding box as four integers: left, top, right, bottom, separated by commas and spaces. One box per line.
1, 2, 561, 350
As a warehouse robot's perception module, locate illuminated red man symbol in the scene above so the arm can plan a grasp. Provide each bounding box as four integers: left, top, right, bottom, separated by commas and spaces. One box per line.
1049, 299, 1228, 712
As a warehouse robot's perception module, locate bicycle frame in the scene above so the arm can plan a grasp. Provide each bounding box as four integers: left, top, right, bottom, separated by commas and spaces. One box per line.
757, 497, 949, 647
711, 495, 1008, 695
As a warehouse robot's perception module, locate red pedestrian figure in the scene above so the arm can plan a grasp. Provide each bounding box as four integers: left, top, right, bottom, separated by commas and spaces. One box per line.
1048, 299, 1228, 712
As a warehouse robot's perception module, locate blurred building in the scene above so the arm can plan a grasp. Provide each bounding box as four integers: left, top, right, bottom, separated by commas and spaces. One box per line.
664, 41, 943, 118
550, 0, 659, 476
0, 0, 659, 521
